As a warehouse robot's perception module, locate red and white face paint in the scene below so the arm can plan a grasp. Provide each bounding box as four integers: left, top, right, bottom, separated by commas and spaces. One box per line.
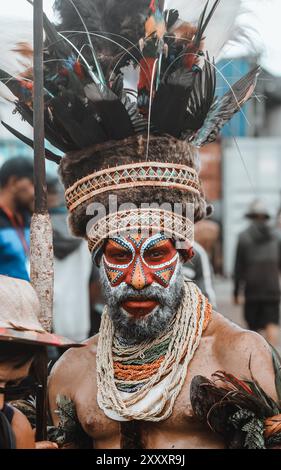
101, 232, 193, 319
103, 232, 180, 291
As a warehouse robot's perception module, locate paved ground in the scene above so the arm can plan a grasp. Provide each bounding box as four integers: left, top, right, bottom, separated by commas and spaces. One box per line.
214, 276, 246, 328
214, 276, 281, 350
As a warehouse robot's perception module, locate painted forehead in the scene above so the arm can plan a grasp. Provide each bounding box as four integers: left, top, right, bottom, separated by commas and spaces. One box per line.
106, 232, 172, 252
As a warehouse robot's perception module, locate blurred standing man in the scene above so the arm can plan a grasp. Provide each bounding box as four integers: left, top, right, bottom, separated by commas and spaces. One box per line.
0, 158, 34, 281
184, 241, 217, 307
234, 200, 281, 346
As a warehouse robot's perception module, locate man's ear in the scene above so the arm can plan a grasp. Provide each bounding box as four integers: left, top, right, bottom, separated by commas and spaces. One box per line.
178, 247, 194, 264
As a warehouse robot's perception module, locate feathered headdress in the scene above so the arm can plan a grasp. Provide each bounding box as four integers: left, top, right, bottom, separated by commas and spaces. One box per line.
0, 0, 259, 254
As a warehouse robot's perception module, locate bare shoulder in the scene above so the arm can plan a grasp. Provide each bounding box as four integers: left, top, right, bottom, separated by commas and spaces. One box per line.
49, 334, 99, 385
48, 335, 99, 423
12, 407, 35, 449
209, 311, 272, 356
209, 312, 277, 400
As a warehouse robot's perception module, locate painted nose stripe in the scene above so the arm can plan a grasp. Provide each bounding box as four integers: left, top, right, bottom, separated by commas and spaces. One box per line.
130, 258, 147, 289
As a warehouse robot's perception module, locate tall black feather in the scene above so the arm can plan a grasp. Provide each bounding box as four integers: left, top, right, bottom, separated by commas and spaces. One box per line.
151, 68, 197, 138
54, 0, 151, 74
193, 0, 221, 48
43, 10, 73, 60
15, 101, 76, 153
50, 93, 107, 148
84, 83, 134, 140
1, 121, 62, 164
183, 57, 216, 135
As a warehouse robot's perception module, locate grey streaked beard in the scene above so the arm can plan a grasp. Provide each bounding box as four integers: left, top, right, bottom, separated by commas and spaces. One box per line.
99, 260, 185, 344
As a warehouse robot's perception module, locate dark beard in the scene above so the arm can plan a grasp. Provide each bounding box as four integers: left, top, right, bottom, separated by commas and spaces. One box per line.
99, 261, 185, 344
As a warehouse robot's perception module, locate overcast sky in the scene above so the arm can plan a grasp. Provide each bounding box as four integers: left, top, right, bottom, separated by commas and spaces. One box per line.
0, 0, 281, 76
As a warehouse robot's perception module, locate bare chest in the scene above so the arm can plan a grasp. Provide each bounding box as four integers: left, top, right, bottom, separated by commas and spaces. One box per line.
74, 337, 224, 449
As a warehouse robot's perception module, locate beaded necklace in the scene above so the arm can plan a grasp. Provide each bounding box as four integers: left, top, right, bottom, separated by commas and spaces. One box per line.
96, 281, 212, 422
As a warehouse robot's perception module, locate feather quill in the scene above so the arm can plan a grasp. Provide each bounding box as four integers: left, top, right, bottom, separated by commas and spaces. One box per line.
164, 0, 243, 60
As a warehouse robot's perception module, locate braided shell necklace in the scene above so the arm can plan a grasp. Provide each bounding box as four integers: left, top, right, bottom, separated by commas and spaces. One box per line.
96, 281, 212, 422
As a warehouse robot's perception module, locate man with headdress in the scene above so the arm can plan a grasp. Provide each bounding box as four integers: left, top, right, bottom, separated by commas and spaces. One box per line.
1, 0, 280, 449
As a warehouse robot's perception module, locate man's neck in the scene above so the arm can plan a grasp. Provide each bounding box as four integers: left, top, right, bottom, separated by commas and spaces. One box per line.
0, 191, 17, 214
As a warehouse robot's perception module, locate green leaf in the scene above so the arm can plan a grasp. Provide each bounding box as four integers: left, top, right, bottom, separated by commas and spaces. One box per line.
242, 418, 265, 449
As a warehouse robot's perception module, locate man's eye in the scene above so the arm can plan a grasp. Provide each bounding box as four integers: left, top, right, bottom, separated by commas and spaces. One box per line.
107, 251, 131, 262
147, 250, 164, 259
115, 252, 130, 259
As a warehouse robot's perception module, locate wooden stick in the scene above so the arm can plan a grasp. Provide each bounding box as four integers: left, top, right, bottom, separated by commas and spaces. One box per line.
31, 0, 54, 441
33, 0, 47, 215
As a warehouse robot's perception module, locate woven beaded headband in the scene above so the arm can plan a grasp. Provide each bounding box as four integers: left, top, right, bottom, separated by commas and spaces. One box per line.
87, 208, 194, 254
65, 162, 201, 212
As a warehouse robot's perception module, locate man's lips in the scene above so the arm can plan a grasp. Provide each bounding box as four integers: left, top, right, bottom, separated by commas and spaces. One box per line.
121, 299, 159, 317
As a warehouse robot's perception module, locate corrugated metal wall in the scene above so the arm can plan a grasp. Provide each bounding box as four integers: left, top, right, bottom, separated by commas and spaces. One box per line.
217, 59, 254, 138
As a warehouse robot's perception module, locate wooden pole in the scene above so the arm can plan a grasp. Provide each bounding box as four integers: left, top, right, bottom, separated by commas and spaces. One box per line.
31, 0, 54, 442
33, 0, 47, 215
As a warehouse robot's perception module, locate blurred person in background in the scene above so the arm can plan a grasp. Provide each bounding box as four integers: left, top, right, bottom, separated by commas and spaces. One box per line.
0, 157, 34, 281
0, 274, 77, 449
234, 200, 281, 347
47, 177, 92, 343
184, 241, 217, 307
89, 264, 104, 336
195, 217, 222, 274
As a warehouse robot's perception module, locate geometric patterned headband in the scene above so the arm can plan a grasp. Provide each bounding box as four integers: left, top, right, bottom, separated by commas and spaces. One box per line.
65, 162, 201, 212
87, 207, 194, 254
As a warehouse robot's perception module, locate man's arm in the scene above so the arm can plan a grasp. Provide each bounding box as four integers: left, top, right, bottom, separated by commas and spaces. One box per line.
222, 328, 278, 401
12, 407, 35, 449
48, 350, 75, 426
47, 348, 92, 449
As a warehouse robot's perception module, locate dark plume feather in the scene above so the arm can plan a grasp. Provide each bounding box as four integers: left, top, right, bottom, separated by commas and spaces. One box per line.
194, 66, 260, 146
183, 57, 216, 137
43, 10, 73, 60
84, 83, 134, 139
54, 0, 151, 72
49, 93, 107, 148
1, 121, 62, 164
191, 368, 281, 449
193, 0, 221, 48
15, 101, 76, 154
164, 9, 179, 30
0, 0, 260, 162
151, 68, 196, 138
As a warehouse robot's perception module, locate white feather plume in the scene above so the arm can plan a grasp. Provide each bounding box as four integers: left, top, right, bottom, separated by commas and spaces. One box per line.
0, 18, 33, 76
164, 0, 243, 60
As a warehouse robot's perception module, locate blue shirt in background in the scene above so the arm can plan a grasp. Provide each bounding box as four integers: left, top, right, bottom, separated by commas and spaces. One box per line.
0, 207, 30, 281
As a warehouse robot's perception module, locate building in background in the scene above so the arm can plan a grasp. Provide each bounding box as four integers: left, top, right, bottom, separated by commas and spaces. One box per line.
199, 57, 281, 276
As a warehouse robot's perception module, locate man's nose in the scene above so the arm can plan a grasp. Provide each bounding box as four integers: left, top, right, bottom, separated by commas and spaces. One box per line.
125, 259, 153, 290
